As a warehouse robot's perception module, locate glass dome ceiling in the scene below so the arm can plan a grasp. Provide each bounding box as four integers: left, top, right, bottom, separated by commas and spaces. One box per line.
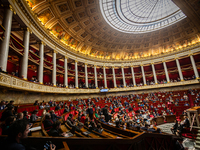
99, 0, 186, 34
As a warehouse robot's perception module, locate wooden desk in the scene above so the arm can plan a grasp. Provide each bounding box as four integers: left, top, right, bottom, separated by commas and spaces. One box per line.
187, 106, 200, 127
155, 116, 164, 125
165, 115, 176, 123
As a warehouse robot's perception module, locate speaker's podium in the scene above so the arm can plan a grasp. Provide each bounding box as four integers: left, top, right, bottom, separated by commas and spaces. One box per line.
187, 106, 200, 127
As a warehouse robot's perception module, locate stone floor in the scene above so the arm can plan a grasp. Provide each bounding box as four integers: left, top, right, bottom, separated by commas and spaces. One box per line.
157, 123, 196, 150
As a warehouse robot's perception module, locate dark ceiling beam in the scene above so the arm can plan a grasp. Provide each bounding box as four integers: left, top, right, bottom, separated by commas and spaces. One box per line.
172, 0, 200, 32
29, 42, 38, 45
11, 28, 23, 31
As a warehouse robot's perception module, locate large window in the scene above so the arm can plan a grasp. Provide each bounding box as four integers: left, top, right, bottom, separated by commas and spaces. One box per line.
99, 0, 186, 34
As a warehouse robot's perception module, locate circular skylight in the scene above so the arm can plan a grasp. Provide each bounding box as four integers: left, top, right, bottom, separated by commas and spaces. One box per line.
99, 0, 186, 34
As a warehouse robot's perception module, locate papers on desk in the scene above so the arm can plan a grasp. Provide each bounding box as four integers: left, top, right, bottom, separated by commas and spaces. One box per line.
108, 123, 114, 126
29, 126, 41, 132
64, 132, 74, 137
83, 131, 91, 135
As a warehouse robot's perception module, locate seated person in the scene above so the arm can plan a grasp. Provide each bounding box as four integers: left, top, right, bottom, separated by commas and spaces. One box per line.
50, 110, 61, 122
1, 106, 15, 121
16, 112, 24, 121
71, 122, 84, 134
30, 110, 40, 123
48, 120, 66, 137
23, 111, 30, 120
89, 121, 97, 132
66, 114, 74, 127
182, 116, 190, 128
96, 123, 103, 134
2, 116, 16, 135
115, 120, 121, 128
0, 100, 6, 110
184, 102, 189, 106
2, 119, 56, 150
43, 113, 54, 130
100, 115, 106, 123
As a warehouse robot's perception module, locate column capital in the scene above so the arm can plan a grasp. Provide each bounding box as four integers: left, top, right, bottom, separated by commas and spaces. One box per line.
75, 60, 78, 63
112, 66, 115, 68
53, 50, 57, 54
151, 62, 154, 65
41, 41, 46, 46
9, 5, 16, 14
38, 41, 46, 46
188, 53, 193, 56
162, 60, 165, 63
65, 56, 68, 59
140, 64, 143, 66
26, 27, 32, 34
85, 63, 88, 65
175, 57, 179, 60
121, 66, 124, 68
130, 65, 133, 67
94, 65, 97, 67
103, 66, 106, 68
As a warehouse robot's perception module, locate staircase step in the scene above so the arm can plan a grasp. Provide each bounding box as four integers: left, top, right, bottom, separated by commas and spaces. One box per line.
196, 137, 200, 140
196, 140, 200, 145
195, 145, 200, 150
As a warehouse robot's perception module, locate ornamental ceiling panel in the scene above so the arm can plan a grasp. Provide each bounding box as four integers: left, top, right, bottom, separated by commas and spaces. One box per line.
24, 0, 200, 61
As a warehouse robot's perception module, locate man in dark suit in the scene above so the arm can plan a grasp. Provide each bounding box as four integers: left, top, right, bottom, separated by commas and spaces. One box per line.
102, 105, 109, 122
171, 120, 178, 134
87, 105, 94, 120
175, 121, 183, 136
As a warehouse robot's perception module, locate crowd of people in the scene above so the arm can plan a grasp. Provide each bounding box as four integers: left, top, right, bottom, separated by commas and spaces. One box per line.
0, 89, 198, 150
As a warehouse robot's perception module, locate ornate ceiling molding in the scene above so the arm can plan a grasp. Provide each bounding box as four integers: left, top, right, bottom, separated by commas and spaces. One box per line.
8, 0, 200, 67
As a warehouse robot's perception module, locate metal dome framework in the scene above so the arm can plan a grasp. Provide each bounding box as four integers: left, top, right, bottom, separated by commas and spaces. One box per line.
99, 0, 186, 33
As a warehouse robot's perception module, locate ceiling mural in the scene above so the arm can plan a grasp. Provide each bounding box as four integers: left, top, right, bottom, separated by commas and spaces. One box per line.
25, 0, 200, 61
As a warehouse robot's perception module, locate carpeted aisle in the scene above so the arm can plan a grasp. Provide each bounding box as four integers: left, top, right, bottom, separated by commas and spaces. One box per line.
157, 123, 196, 150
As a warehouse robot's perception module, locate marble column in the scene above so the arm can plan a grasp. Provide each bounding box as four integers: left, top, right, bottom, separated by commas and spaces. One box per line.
112, 66, 117, 88
190, 54, 199, 79
21, 28, 31, 80
163, 61, 170, 83
75, 60, 78, 88
176, 58, 184, 81
0, 7, 13, 71
141, 65, 146, 85
52, 51, 57, 86
94, 65, 98, 88
38, 41, 44, 84
151, 63, 158, 84
131, 66, 136, 87
121, 66, 126, 87
103, 66, 107, 88
64, 56, 68, 88
85, 63, 88, 88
